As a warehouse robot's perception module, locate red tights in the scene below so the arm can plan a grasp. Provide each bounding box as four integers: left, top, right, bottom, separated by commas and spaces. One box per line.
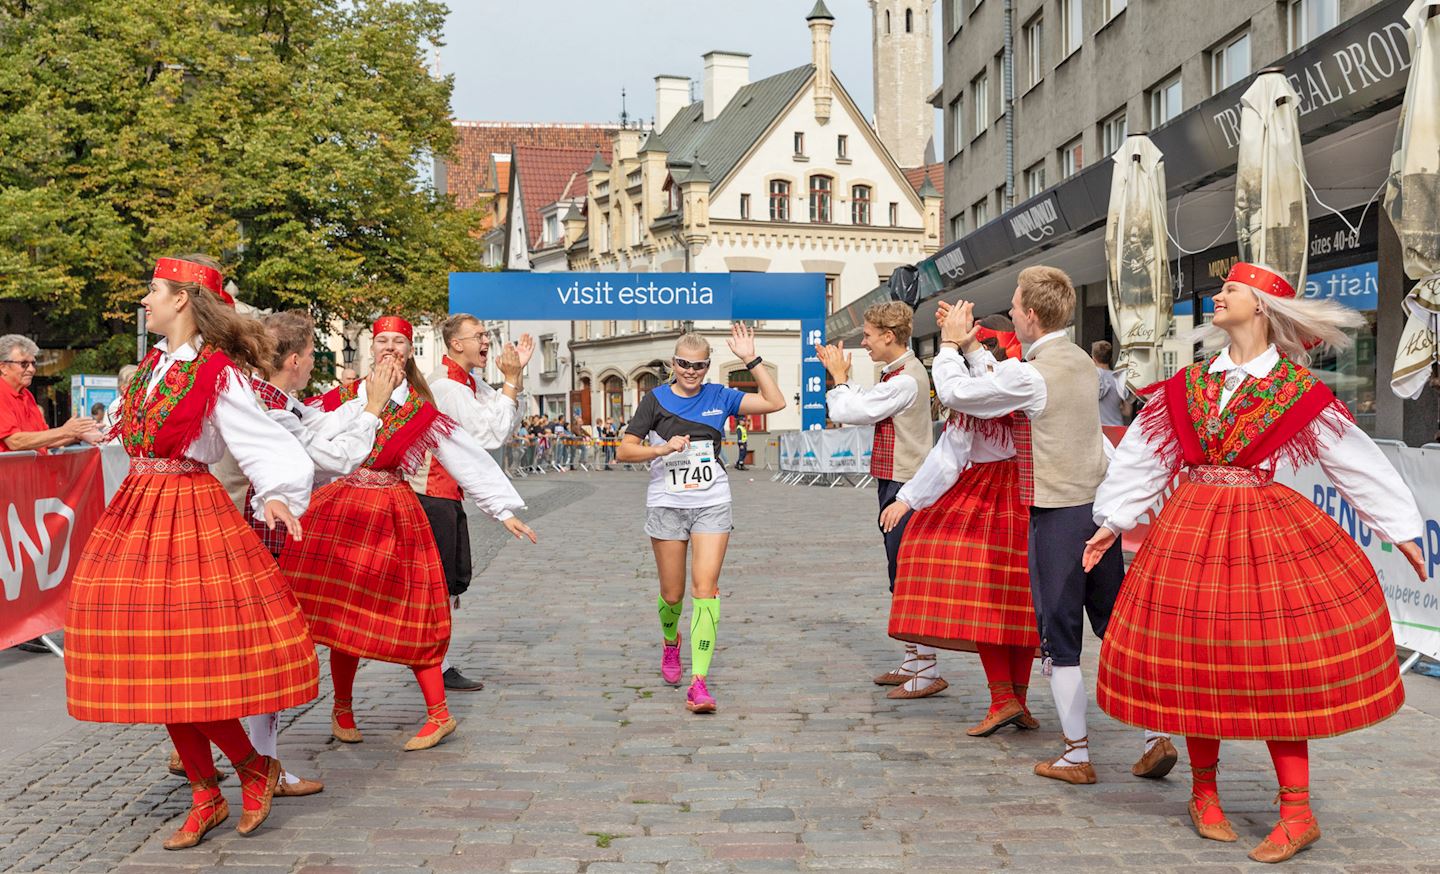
329, 649, 449, 736
1186, 736, 1312, 835
974, 644, 1035, 711
166, 720, 263, 810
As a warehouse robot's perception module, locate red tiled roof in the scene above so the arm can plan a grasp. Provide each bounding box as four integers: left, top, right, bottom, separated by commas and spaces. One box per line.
444, 121, 620, 210
511, 146, 606, 249
904, 163, 944, 199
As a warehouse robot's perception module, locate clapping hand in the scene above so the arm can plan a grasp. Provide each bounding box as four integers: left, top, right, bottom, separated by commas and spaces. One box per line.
515, 333, 536, 369
727, 322, 756, 361
497, 343, 523, 381
814, 341, 852, 385
941, 300, 980, 349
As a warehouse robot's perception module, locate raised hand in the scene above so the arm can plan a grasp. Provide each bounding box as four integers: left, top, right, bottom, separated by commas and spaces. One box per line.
935, 300, 953, 329
515, 333, 536, 369
727, 322, 756, 361
941, 300, 979, 348
497, 343, 523, 381
814, 341, 851, 385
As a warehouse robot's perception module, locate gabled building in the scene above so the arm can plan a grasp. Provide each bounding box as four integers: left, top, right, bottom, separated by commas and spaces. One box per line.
564, 1, 943, 432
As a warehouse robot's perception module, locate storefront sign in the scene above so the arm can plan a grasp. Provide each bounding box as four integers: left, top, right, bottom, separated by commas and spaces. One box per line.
1302, 261, 1379, 310
1006, 195, 1069, 244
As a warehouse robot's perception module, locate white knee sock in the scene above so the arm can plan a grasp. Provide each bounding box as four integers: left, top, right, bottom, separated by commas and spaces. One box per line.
1144, 729, 1170, 751
244, 712, 280, 759
897, 643, 918, 670
1048, 666, 1090, 765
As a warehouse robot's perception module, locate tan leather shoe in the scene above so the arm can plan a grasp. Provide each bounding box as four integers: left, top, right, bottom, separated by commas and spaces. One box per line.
1188, 797, 1238, 842
873, 669, 910, 686
1248, 787, 1321, 863
331, 700, 363, 744
1033, 735, 1097, 784
1012, 685, 1040, 730
966, 699, 1025, 737
234, 753, 280, 836
168, 748, 227, 781
403, 715, 458, 751
1132, 737, 1178, 778
163, 778, 229, 850
275, 773, 324, 797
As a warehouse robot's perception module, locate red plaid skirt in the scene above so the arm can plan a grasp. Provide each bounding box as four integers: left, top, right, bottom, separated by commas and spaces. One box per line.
280, 473, 450, 666
888, 459, 1037, 652
1097, 478, 1404, 740
64, 469, 319, 724
244, 485, 289, 558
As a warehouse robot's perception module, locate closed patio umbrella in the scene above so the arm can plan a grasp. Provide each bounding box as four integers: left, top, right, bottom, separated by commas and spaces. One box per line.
1386, 0, 1440, 402
1236, 71, 1308, 292
1104, 134, 1172, 393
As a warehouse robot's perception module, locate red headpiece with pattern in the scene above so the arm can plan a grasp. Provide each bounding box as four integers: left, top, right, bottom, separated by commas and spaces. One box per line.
372, 315, 413, 340
154, 257, 234, 307
1224, 262, 1296, 299
975, 326, 1023, 361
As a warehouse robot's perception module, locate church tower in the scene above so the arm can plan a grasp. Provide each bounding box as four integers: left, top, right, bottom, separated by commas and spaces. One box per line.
869, 0, 934, 169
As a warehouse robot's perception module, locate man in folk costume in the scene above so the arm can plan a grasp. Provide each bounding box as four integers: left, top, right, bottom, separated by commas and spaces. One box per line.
816, 301, 942, 699
882, 316, 1043, 736
281, 316, 537, 752
935, 266, 1176, 784
1085, 262, 1426, 863
67, 256, 319, 849
408, 313, 533, 692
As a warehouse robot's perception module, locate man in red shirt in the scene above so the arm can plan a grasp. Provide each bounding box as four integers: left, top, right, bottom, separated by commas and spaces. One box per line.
0, 334, 100, 453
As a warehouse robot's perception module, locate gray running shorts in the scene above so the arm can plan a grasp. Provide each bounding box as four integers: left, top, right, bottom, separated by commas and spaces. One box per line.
644, 503, 734, 541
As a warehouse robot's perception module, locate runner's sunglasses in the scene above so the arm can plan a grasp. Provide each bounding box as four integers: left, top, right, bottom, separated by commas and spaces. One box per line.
672, 356, 710, 372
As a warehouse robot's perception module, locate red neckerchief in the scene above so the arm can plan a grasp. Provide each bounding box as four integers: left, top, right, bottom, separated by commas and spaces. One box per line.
442, 355, 477, 392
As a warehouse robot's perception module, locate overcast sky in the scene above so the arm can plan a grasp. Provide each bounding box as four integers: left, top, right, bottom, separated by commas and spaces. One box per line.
440, 0, 942, 142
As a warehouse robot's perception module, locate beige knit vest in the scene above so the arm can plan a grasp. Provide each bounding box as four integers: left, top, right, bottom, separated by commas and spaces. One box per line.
1023, 339, 1109, 508
887, 355, 933, 483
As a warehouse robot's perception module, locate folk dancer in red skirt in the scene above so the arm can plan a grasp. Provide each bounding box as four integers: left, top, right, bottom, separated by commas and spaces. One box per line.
882, 315, 1043, 736
172, 310, 402, 794
66, 255, 320, 849
934, 267, 1175, 784
816, 302, 941, 698
281, 315, 537, 751
409, 313, 534, 693
1084, 262, 1426, 863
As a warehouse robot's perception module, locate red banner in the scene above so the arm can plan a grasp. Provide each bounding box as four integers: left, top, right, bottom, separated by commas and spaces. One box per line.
1, 450, 105, 649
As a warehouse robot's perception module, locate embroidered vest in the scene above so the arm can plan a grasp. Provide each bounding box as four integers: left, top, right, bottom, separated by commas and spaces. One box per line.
421, 357, 474, 501
361, 386, 456, 474
304, 381, 358, 412
115, 345, 234, 459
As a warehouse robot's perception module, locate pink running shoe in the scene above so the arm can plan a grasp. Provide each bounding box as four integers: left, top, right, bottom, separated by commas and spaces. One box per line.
661, 640, 683, 685
685, 677, 716, 714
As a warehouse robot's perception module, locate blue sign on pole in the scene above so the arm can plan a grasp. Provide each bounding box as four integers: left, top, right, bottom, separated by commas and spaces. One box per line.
449, 272, 829, 431
1302, 262, 1378, 311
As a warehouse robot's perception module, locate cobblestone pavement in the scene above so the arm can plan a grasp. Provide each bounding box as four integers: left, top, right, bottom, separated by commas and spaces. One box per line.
3, 471, 1440, 873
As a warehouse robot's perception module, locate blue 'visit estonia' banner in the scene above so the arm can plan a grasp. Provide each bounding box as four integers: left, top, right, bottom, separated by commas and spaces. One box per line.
449, 272, 829, 430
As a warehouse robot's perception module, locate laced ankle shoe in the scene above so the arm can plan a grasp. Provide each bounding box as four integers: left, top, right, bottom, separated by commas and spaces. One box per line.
331, 698, 362, 744
1013, 684, 1040, 730
686, 676, 717, 713
1033, 735, 1097, 784
163, 777, 229, 850
886, 653, 949, 699
1133, 736, 1179, 778
234, 753, 280, 836
1187, 764, 1238, 842
662, 636, 683, 685
404, 703, 458, 751
874, 647, 919, 685
966, 684, 1025, 737
1249, 787, 1321, 863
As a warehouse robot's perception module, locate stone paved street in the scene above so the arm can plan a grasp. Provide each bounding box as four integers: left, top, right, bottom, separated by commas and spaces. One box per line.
3, 470, 1440, 873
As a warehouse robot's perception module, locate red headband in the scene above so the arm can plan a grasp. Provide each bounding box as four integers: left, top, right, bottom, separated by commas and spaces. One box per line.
154, 257, 234, 307
1224, 262, 1295, 299
372, 315, 413, 341
976, 326, 1023, 361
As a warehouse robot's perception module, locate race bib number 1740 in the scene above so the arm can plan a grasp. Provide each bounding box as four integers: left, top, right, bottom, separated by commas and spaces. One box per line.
663, 439, 718, 493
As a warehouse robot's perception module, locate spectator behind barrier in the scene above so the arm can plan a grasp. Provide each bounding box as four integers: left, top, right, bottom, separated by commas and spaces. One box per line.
0, 333, 101, 454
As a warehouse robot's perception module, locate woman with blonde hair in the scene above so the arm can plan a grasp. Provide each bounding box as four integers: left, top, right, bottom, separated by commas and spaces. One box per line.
66, 255, 318, 848
617, 325, 785, 713
1084, 262, 1426, 863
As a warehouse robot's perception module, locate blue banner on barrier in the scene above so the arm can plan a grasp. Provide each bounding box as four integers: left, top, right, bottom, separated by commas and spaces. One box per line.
448, 272, 829, 430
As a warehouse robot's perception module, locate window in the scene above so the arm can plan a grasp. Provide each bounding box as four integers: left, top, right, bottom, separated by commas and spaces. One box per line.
667, 180, 681, 213
837, 134, 848, 159
793, 131, 805, 156
541, 335, 558, 376
1024, 162, 1047, 198
1100, 109, 1127, 156
1060, 137, 1083, 179
972, 198, 989, 228
544, 214, 559, 244
825, 275, 839, 314
631, 207, 642, 245
905, 7, 913, 32
949, 213, 966, 240
851, 185, 871, 225
885, 9, 891, 33
889, 202, 899, 226
1210, 31, 1251, 93
1103, 0, 1126, 20
995, 184, 1007, 213
1060, 0, 1083, 57
1149, 73, 1182, 127
1287, 0, 1338, 51
769, 179, 790, 221
972, 72, 989, 135
739, 193, 750, 220
413, 332, 426, 358
600, 214, 611, 251
1023, 15, 1043, 89
948, 0, 964, 35
809, 175, 832, 223
949, 95, 964, 154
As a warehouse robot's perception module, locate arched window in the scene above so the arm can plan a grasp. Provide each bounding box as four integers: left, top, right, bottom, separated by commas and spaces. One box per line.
603, 375, 625, 422
905, 7, 913, 32
768, 179, 791, 221
851, 185, 872, 225
636, 372, 659, 401
885, 10, 891, 33
809, 175, 832, 223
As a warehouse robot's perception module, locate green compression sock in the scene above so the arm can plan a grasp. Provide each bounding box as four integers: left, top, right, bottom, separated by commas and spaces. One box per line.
690, 598, 720, 678
658, 596, 683, 643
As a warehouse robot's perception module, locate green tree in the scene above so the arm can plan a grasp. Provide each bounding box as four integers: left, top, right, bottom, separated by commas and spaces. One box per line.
0, 0, 479, 350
